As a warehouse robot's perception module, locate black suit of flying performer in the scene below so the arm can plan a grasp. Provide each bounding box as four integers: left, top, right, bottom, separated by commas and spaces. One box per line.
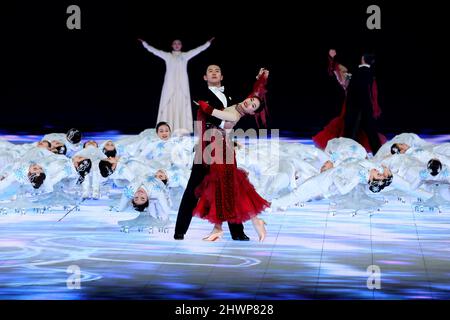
343, 64, 381, 154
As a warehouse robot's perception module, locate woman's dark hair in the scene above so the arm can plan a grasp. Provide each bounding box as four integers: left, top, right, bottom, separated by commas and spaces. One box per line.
368, 179, 384, 193
427, 159, 442, 176
250, 96, 266, 114
103, 148, 117, 158
368, 174, 393, 193
384, 174, 393, 187
76, 159, 92, 175
66, 128, 82, 144
99, 160, 114, 178
55, 144, 67, 155
76, 159, 92, 184
29, 173, 46, 189
131, 199, 149, 212
391, 143, 400, 155
156, 121, 171, 132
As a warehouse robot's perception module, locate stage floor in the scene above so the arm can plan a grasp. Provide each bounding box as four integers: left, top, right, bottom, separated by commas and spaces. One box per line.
1, 133, 450, 300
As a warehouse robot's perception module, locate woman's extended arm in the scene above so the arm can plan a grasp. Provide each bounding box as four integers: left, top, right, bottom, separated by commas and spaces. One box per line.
211, 107, 241, 122
184, 38, 213, 60
197, 101, 241, 122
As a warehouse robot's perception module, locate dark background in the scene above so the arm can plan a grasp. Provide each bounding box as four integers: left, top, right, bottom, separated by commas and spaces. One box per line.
1, 1, 448, 135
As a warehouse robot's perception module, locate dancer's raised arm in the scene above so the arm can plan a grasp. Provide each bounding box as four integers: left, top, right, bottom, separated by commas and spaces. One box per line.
184, 38, 214, 60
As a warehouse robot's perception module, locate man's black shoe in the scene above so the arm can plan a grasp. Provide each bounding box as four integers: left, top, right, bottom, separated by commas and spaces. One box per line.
232, 234, 250, 241
174, 233, 184, 240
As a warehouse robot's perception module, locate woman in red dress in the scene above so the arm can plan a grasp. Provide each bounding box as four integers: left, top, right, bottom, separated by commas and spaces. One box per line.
193, 69, 270, 242
312, 49, 386, 153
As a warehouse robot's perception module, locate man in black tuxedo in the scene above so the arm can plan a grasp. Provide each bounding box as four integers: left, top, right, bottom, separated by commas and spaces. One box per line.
343, 53, 382, 154
174, 64, 249, 241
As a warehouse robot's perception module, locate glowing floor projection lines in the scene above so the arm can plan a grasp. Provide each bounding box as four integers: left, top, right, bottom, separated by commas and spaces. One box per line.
1, 133, 450, 299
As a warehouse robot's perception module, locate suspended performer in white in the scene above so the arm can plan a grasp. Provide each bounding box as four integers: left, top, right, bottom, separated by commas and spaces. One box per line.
138, 37, 215, 134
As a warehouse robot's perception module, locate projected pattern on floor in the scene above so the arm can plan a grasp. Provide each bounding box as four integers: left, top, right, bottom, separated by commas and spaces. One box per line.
1, 133, 450, 299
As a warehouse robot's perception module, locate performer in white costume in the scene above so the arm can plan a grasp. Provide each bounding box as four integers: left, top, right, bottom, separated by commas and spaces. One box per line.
0, 162, 46, 199
99, 156, 152, 187
379, 153, 444, 195
138, 38, 214, 134
325, 137, 368, 165
270, 159, 392, 210
374, 132, 432, 161
0, 140, 51, 157
43, 128, 82, 157
235, 141, 321, 201
73, 141, 106, 199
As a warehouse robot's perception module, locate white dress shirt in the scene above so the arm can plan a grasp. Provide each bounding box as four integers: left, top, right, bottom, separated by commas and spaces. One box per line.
208, 86, 228, 128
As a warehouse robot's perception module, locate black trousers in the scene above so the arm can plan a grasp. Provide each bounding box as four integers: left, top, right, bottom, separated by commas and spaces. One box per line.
174, 163, 245, 237
344, 109, 381, 154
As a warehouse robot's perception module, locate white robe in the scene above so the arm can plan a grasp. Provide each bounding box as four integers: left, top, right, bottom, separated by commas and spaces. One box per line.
142, 41, 211, 133
325, 137, 368, 166
274, 157, 430, 210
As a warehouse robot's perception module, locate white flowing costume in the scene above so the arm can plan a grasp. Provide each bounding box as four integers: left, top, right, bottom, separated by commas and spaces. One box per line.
142, 41, 211, 134
374, 133, 432, 161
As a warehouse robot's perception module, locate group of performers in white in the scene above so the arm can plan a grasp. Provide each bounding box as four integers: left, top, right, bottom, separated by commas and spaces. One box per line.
1, 39, 449, 242
1, 126, 450, 240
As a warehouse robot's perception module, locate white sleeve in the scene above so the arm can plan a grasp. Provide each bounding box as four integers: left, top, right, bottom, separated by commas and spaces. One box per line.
142, 42, 170, 61
137, 141, 154, 159
91, 167, 102, 188
117, 193, 130, 211
389, 175, 432, 199
334, 174, 360, 195
183, 41, 210, 60
153, 191, 171, 219
0, 174, 16, 194
117, 163, 137, 184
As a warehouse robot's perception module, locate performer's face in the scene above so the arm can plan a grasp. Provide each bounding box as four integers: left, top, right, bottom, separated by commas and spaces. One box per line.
204, 65, 223, 86
240, 97, 261, 115
133, 188, 148, 205
369, 169, 384, 181
157, 125, 171, 140
104, 140, 115, 151
73, 156, 87, 168
84, 140, 98, 148
320, 160, 334, 173
37, 140, 51, 150
51, 140, 63, 148
397, 143, 410, 154
29, 164, 44, 175
155, 170, 168, 181
172, 40, 182, 51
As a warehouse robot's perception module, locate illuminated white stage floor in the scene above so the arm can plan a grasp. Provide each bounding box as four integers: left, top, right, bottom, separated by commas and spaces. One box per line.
1, 133, 450, 300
